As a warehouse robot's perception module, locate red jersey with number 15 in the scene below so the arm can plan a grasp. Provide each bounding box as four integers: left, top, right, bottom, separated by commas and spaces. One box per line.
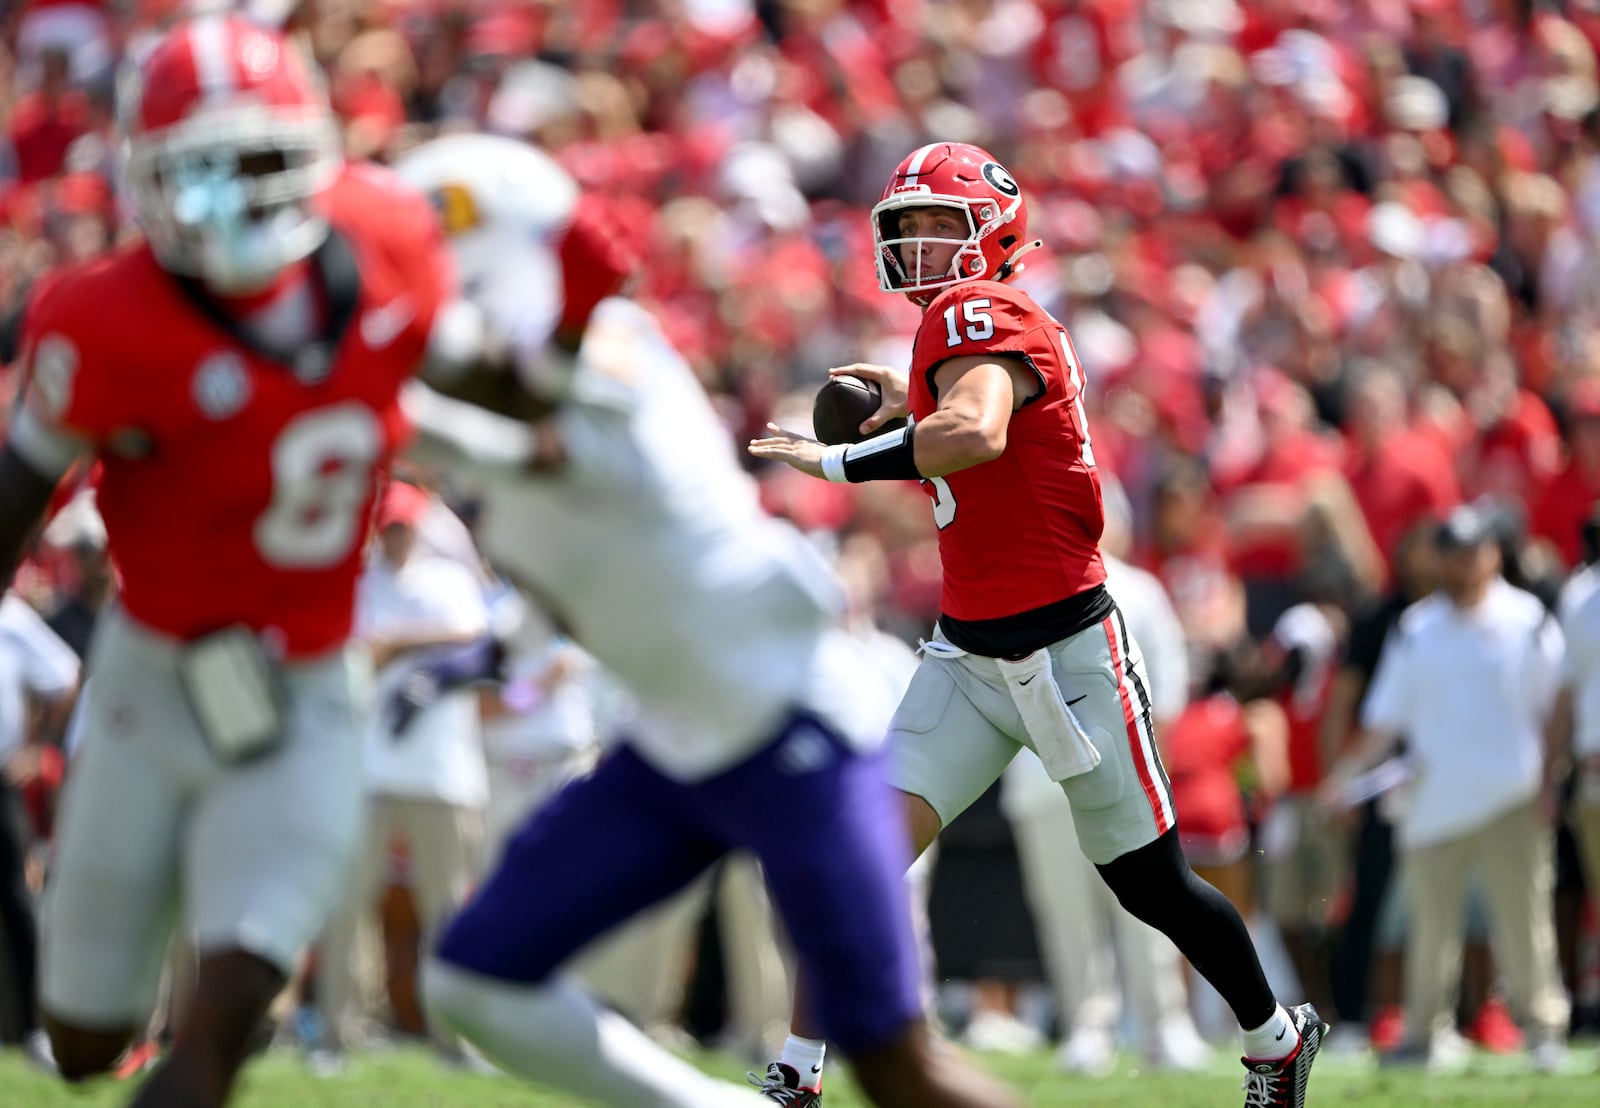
15, 164, 450, 657
909, 281, 1105, 622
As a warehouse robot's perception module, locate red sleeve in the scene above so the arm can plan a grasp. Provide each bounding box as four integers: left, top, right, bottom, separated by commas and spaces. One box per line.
380, 170, 455, 344
15, 269, 116, 443
408, 184, 456, 335
557, 193, 639, 342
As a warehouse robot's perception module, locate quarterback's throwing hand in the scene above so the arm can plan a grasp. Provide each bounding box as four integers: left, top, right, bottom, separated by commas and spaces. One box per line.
748, 423, 826, 478
828, 363, 909, 435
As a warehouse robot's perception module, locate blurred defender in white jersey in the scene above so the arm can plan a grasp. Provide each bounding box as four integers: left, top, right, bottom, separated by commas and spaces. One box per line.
392, 134, 1020, 1108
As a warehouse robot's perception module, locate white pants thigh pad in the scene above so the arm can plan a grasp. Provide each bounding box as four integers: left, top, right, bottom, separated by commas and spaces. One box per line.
40, 609, 368, 1028
888, 613, 1173, 864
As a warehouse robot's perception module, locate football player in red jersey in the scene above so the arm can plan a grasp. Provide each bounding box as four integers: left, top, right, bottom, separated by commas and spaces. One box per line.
750, 143, 1327, 1108
0, 15, 453, 1107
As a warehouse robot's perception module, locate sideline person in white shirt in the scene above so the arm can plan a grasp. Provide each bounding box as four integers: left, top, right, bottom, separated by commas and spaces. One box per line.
1552, 533, 1600, 976
317, 481, 489, 1063
0, 591, 79, 1065
477, 588, 603, 856
1320, 505, 1570, 1069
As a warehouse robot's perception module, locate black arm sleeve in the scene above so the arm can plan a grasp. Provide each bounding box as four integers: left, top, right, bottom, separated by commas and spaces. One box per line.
0, 442, 62, 592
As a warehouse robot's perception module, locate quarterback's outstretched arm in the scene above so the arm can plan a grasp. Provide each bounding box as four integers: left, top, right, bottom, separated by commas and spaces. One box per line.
748, 352, 1037, 482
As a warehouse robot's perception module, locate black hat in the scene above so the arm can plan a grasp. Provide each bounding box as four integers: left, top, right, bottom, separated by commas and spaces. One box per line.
1436, 505, 1495, 552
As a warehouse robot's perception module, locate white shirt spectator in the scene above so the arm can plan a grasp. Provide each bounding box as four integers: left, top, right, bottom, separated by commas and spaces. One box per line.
483, 635, 600, 766
357, 553, 490, 808
1558, 560, 1600, 624
1361, 578, 1563, 848
1560, 575, 1600, 760
0, 593, 79, 761
417, 497, 491, 587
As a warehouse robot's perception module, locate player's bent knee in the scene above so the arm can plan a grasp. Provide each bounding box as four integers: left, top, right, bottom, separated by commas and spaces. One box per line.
420, 957, 465, 1022
421, 956, 489, 1036
899, 790, 943, 860
43, 1015, 136, 1083
1096, 829, 1192, 924
421, 957, 571, 1056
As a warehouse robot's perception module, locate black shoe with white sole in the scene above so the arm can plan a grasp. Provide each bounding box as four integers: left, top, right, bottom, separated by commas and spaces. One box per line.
1240, 1003, 1327, 1108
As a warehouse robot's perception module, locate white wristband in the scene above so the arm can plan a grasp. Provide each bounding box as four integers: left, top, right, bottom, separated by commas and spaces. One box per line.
820, 444, 849, 483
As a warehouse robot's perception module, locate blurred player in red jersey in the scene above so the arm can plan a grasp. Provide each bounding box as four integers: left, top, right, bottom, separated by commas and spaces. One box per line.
750, 142, 1327, 1108
0, 14, 453, 1107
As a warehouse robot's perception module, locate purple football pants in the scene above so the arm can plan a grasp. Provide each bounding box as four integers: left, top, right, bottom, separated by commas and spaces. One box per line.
435, 712, 923, 1054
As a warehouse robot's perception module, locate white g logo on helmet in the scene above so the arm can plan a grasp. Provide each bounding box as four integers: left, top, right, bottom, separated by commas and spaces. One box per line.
981, 162, 1020, 197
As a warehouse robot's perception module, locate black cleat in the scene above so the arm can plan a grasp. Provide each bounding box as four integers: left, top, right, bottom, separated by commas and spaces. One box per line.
1240, 1003, 1327, 1107
747, 1061, 823, 1106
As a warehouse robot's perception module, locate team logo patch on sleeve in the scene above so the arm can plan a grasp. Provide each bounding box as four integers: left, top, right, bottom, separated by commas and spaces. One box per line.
29, 334, 79, 421
193, 350, 252, 420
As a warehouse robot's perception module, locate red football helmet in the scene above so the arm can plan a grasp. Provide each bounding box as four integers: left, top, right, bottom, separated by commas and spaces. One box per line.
872, 142, 1029, 302
119, 14, 340, 291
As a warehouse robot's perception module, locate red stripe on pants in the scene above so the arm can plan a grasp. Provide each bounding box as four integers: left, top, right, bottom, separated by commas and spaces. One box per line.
1101, 615, 1170, 834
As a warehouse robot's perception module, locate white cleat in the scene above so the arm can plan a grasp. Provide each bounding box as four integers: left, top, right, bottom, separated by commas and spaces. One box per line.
22, 1028, 57, 1075
1150, 1016, 1212, 1072
962, 1011, 1043, 1055
1057, 1027, 1117, 1077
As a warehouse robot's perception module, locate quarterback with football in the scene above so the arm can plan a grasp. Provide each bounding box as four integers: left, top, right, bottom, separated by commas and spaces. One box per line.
0, 15, 451, 1107
750, 142, 1326, 1108
391, 132, 1021, 1108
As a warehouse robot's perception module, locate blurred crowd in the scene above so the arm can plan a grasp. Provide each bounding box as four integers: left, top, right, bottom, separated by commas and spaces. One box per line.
5, 0, 1600, 1081
326, 0, 1600, 644
11, 0, 1600, 635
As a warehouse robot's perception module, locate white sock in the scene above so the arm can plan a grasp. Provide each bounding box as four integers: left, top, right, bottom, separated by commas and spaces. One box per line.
779, 1036, 826, 1088
423, 960, 766, 1108
1241, 1004, 1297, 1060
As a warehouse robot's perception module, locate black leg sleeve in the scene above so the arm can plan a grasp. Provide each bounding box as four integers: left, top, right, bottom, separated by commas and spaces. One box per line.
1095, 828, 1277, 1029
0, 781, 39, 1035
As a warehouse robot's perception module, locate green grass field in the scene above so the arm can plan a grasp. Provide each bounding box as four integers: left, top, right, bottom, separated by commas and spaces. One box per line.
2, 1042, 1597, 1107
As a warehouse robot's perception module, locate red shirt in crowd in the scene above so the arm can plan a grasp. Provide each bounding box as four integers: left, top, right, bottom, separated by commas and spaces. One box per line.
1459, 389, 1561, 502
1165, 694, 1252, 858
1532, 457, 1600, 567
1213, 427, 1344, 580
1345, 428, 1460, 566
5, 87, 91, 183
